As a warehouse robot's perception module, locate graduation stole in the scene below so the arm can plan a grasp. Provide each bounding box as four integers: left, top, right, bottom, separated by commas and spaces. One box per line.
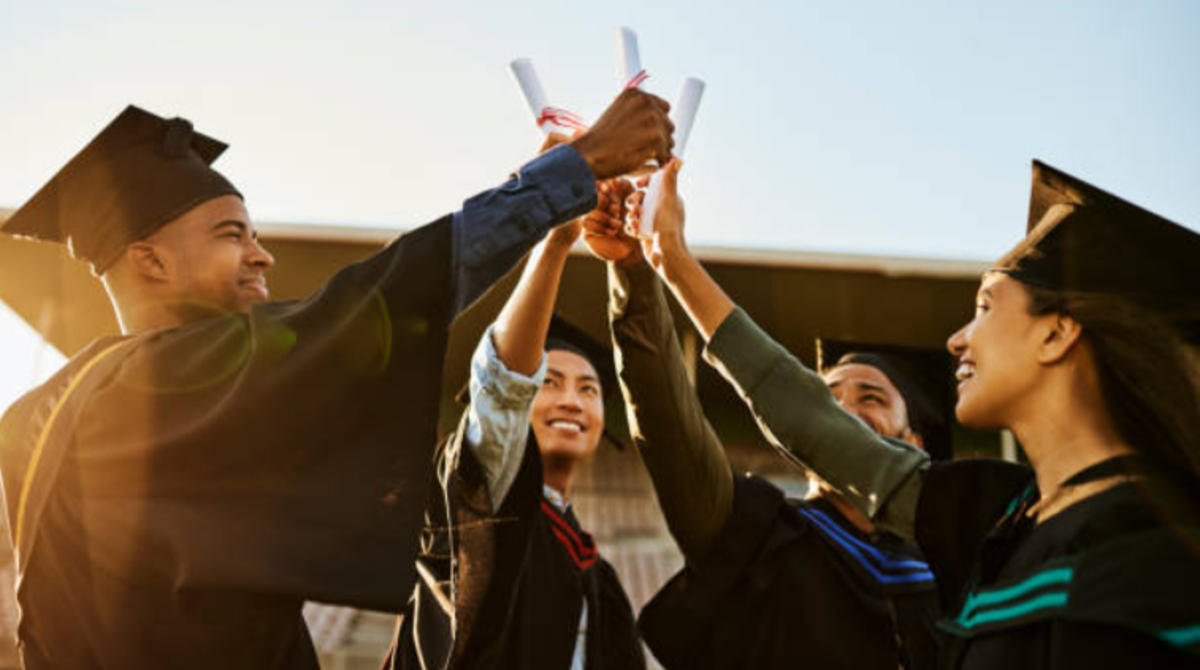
797, 503, 935, 595
938, 479, 1200, 658
13, 338, 140, 573
541, 500, 598, 571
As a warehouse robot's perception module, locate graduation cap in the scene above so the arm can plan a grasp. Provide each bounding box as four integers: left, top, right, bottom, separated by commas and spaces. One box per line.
817, 339, 955, 461
545, 316, 618, 401
993, 160, 1200, 343
2, 105, 242, 275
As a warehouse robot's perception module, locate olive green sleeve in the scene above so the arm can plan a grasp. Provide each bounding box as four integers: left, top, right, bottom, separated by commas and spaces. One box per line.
609, 262, 734, 560
702, 307, 929, 540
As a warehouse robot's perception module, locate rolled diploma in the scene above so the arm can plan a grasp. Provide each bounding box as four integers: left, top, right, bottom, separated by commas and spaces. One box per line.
616, 26, 643, 89
638, 77, 705, 238
615, 26, 655, 176
510, 58, 562, 135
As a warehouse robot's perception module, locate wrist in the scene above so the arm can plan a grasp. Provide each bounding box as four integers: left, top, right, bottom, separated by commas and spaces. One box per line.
568, 135, 605, 179
542, 232, 578, 256
614, 247, 645, 269
658, 238, 693, 282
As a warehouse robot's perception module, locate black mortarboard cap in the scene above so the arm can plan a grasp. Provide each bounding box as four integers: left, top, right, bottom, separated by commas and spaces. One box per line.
817, 339, 955, 461
545, 316, 618, 400
2, 105, 242, 275
993, 161, 1200, 343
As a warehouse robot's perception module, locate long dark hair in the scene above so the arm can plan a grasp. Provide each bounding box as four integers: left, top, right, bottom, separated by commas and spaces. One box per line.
1024, 285, 1200, 485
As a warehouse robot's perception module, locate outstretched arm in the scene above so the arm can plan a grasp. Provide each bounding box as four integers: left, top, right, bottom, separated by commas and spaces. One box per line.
583, 181, 734, 559
608, 260, 734, 560
627, 162, 930, 539
462, 207, 583, 513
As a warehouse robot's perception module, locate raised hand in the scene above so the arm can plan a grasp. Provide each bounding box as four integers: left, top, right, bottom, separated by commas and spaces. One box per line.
629, 159, 686, 273
582, 179, 641, 265
570, 88, 674, 179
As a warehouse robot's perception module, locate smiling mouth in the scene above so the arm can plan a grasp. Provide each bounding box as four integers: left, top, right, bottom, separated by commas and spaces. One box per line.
955, 362, 976, 383
547, 419, 585, 434
241, 277, 268, 292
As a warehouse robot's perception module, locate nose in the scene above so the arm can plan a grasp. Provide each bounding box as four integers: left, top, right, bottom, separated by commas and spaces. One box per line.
837, 399, 880, 434
947, 323, 968, 357
248, 239, 275, 270
556, 387, 584, 410
832, 394, 854, 414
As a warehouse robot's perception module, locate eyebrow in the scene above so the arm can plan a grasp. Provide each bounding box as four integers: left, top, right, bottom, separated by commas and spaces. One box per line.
828, 380, 890, 394
546, 367, 600, 384
213, 220, 258, 240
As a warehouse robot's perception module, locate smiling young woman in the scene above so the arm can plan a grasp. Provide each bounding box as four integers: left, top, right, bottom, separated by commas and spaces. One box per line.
626, 156, 1200, 669
909, 162, 1200, 669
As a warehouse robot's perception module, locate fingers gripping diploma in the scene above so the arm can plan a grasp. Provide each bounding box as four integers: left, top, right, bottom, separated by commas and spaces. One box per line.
634, 77, 704, 238
628, 160, 686, 271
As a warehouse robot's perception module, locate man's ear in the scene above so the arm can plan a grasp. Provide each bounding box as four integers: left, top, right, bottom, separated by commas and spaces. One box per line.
1037, 312, 1084, 365
126, 241, 170, 284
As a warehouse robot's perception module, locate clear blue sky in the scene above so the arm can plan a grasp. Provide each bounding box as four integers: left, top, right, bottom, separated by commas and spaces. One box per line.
2, 0, 1199, 406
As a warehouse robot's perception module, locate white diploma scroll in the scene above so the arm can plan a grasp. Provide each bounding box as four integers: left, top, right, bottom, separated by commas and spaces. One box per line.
616, 26, 645, 89
615, 26, 654, 175
510, 58, 588, 136
637, 77, 706, 238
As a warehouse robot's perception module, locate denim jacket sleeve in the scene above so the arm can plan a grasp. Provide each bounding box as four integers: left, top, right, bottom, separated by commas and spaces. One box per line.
450, 144, 596, 317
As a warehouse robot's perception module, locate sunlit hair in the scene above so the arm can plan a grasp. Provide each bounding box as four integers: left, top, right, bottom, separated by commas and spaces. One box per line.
1023, 285, 1200, 485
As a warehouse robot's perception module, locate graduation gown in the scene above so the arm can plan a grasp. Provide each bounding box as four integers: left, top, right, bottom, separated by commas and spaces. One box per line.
639, 474, 941, 669
0, 218, 462, 669
0, 140, 600, 669
390, 418, 645, 670
916, 458, 1200, 669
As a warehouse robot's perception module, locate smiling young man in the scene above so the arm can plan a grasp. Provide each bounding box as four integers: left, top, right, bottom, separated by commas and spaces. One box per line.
577, 164, 948, 669
812, 340, 954, 534
0, 96, 672, 670
390, 178, 644, 670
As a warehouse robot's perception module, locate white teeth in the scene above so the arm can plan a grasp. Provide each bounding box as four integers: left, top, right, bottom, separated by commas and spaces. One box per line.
550, 420, 583, 433
955, 363, 975, 381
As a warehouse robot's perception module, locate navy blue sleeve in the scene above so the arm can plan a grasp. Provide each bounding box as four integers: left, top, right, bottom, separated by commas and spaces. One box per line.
450, 144, 597, 316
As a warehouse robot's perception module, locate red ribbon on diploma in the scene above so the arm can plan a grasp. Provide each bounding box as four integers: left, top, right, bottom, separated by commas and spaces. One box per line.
537, 106, 590, 132
624, 69, 649, 90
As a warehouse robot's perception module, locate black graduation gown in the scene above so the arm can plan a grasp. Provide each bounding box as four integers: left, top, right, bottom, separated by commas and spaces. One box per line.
0, 220, 459, 669
639, 474, 942, 669
916, 459, 1200, 669
389, 419, 645, 670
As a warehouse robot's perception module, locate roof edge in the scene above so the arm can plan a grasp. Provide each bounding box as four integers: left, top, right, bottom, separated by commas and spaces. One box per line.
0, 210, 990, 279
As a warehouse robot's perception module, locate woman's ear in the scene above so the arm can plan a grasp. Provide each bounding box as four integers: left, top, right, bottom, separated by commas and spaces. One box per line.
1037, 312, 1084, 364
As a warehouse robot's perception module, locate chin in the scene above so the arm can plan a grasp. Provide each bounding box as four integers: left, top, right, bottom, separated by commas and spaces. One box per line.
233, 295, 269, 313
540, 438, 599, 464
954, 393, 1006, 431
